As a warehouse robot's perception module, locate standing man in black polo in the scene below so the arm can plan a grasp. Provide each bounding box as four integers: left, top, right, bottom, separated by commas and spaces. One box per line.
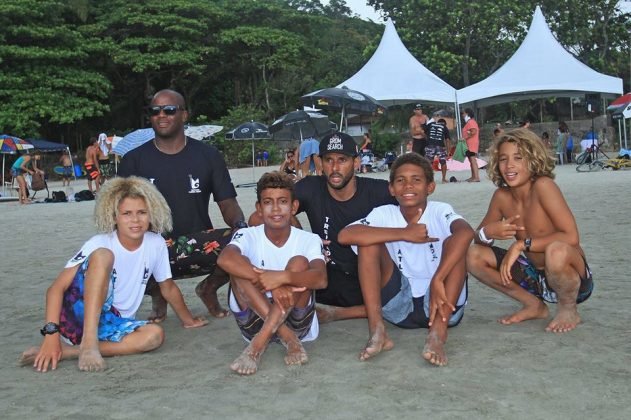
118, 89, 247, 321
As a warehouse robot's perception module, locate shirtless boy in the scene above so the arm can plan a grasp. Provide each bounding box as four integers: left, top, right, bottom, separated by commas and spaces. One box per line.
339, 154, 474, 366
59, 149, 73, 187
85, 137, 101, 193
20, 177, 207, 372
217, 172, 327, 375
409, 104, 428, 156
467, 128, 593, 333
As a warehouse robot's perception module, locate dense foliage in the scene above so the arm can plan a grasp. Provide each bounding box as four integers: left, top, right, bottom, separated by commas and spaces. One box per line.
1, 0, 629, 159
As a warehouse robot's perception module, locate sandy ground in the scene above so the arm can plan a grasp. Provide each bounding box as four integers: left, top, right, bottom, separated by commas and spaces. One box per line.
1, 163, 630, 419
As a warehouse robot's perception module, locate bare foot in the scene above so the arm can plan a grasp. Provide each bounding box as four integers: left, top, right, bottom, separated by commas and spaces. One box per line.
78, 347, 106, 372
499, 301, 549, 325
545, 304, 580, 333
19, 346, 40, 366
466, 178, 480, 182
147, 291, 167, 323
359, 325, 394, 361
195, 275, 230, 318
422, 331, 447, 366
284, 339, 308, 366
442, 179, 448, 184
230, 343, 264, 376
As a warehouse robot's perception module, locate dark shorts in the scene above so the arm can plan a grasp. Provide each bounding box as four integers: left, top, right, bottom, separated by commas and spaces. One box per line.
85, 163, 99, 180
465, 150, 477, 158
228, 286, 316, 342
380, 266, 466, 329
62, 166, 73, 179
491, 246, 593, 304
412, 138, 427, 156
11, 167, 24, 177
60, 258, 147, 345
145, 228, 233, 293
99, 159, 112, 178
315, 264, 363, 307
425, 145, 447, 164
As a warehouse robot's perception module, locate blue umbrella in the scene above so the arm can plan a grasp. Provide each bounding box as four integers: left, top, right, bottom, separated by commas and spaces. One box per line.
112, 128, 155, 156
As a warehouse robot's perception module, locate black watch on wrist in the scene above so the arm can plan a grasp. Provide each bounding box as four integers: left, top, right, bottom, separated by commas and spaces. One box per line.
40, 322, 60, 336
524, 237, 532, 252
234, 220, 248, 229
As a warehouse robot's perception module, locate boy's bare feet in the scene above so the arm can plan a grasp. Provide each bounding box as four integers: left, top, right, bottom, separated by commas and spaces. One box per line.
499, 300, 549, 325
545, 303, 580, 333
18, 346, 40, 366
422, 331, 447, 366
148, 292, 167, 323
359, 324, 394, 361
284, 339, 308, 366
230, 342, 264, 376
195, 275, 229, 318
78, 347, 106, 372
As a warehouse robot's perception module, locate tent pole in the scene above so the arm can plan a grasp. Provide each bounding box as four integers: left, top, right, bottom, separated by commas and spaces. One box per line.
251, 138, 255, 182
67, 147, 77, 180
626, 118, 629, 149
2, 155, 5, 197
570, 97, 574, 121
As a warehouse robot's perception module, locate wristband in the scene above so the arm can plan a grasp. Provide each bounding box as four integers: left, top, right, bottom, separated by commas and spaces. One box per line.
234, 220, 248, 230
477, 227, 494, 245
524, 237, 532, 252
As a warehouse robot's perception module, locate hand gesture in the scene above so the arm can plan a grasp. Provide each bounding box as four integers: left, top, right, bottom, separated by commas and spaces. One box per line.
272, 285, 297, 314
428, 280, 455, 326
403, 208, 439, 243
34, 336, 62, 372
484, 215, 524, 240
499, 241, 523, 286
182, 316, 209, 329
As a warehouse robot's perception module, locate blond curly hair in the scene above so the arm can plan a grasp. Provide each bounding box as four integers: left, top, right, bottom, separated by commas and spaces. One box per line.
487, 128, 556, 187
94, 176, 172, 234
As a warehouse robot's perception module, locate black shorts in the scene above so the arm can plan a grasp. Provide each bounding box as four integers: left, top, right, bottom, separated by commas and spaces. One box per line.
412, 138, 427, 156
465, 150, 477, 158
315, 265, 363, 307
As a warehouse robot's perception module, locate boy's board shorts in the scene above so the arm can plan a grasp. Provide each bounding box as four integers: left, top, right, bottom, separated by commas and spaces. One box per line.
99, 159, 112, 178
62, 166, 73, 179
380, 266, 466, 329
228, 286, 318, 343
85, 163, 99, 180
145, 228, 233, 292
59, 258, 148, 345
491, 246, 593, 304
425, 145, 447, 164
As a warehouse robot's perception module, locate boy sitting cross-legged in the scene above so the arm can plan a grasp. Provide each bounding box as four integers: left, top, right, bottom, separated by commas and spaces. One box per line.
217, 171, 327, 375
338, 154, 474, 366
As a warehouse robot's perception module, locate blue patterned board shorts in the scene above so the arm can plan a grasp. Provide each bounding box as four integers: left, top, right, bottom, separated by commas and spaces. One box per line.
59, 258, 148, 345
380, 266, 466, 329
228, 286, 316, 343
425, 145, 447, 164
491, 246, 593, 304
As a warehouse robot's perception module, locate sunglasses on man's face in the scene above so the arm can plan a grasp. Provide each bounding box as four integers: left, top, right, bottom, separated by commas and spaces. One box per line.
147, 105, 184, 116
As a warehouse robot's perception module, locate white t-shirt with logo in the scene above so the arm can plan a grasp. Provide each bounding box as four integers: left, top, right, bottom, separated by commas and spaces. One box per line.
350, 201, 467, 305
228, 225, 325, 341
66, 231, 171, 318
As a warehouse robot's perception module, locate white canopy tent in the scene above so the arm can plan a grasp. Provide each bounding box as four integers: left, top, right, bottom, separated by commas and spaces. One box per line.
457, 6, 623, 107
337, 19, 457, 107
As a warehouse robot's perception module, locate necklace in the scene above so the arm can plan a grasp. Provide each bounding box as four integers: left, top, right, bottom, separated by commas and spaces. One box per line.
154, 137, 187, 154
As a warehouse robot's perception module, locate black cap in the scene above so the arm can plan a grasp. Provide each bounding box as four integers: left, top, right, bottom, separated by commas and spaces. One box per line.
319, 132, 358, 157
414, 103, 423, 109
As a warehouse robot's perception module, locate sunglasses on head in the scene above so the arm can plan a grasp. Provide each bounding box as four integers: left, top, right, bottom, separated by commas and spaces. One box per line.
147, 105, 184, 116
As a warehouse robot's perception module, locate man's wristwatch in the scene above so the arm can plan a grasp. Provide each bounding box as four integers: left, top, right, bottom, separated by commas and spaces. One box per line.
524, 237, 532, 252
234, 220, 248, 230
40, 322, 60, 336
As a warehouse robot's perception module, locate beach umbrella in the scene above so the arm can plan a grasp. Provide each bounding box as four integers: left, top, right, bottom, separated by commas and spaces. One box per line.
185, 125, 223, 141
111, 128, 155, 156
269, 110, 333, 141
225, 121, 270, 186
300, 86, 386, 131
1, 135, 35, 198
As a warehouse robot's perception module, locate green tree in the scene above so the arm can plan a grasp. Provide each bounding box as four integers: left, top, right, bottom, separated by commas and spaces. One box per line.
0, 0, 111, 137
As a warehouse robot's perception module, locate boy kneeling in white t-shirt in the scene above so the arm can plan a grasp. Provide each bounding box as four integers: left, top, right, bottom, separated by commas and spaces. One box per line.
20, 177, 207, 373
217, 172, 327, 376
339, 154, 474, 366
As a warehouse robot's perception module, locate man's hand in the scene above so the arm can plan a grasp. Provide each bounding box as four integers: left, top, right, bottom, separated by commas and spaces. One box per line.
271, 286, 297, 314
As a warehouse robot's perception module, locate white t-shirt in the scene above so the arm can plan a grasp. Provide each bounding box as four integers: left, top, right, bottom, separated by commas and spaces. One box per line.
66, 231, 171, 318
228, 225, 325, 341
350, 201, 467, 305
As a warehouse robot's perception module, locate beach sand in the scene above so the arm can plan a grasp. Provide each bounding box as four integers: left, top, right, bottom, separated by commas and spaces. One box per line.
1, 164, 630, 419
